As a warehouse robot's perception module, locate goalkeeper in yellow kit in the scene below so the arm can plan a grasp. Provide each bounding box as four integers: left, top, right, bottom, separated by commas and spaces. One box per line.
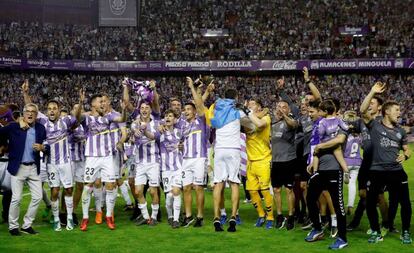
245, 99, 274, 229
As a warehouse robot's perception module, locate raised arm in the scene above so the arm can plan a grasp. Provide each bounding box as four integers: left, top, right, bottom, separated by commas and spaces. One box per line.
303, 67, 321, 102
187, 77, 205, 116
122, 78, 135, 112
277, 78, 300, 117
149, 80, 161, 115
21, 79, 32, 105
359, 82, 386, 116
202, 81, 215, 103
75, 88, 85, 124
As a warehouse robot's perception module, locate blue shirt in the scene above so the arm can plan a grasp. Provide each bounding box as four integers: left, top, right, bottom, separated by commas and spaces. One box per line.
22, 127, 36, 163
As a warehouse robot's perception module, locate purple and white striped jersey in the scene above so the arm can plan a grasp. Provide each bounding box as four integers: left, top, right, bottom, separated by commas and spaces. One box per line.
344, 134, 362, 167
69, 124, 86, 162
124, 142, 134, 158
240, 133, 248, 177
82, 113, 118, 157
318, 117, 349, 143
174, 114, 187, 129
131, 120, 160, 165
37, 113, 77, 165
308, 117, 323, 165
107, 110, 126, 152
155, 128, 183, 172
181, 116, 209, 159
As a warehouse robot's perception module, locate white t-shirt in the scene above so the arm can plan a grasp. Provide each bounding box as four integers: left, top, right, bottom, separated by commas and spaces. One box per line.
215, 110, 246, 149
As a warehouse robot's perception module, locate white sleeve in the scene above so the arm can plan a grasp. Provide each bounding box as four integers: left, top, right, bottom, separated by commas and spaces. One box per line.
239, 109, 247, 118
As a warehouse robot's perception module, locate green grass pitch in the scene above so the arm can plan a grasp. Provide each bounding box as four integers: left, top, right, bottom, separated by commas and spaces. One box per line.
1, 144, 413, 253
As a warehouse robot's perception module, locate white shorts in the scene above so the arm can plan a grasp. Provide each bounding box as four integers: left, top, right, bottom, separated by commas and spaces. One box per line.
40, 160, 48, 182
348, 166, 360, 171
47, 163, 73, 188
125, 158, 136, 178
207, 147, 213, 167
213, 149, 241, 184
182, 158, 207, 186
135, 163, 160, 187
162, 170, 183, 193
84, 156, 116, 183
113, 152, 123, 179
72, 160, 85, 183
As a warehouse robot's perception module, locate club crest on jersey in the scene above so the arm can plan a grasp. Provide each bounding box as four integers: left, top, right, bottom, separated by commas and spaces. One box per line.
110, 0, 127, 16
396, 132, 402, 140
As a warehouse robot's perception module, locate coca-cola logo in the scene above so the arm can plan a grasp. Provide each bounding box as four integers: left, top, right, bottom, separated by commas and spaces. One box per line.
272, 61, 297, 70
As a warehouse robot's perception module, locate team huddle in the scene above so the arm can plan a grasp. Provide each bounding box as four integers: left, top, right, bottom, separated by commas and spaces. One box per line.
0, 68, 412, 250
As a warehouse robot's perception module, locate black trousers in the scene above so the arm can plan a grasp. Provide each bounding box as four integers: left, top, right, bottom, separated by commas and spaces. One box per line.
367, 170, 411, 232
307, 170, 347, 241
1, 189, 12, 223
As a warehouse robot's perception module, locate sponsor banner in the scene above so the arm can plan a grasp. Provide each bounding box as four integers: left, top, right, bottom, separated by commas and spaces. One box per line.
164, 61, 210, 71
99, 0, 137, 27
260, 60, 308, 70
210, 60, 259, 71
0, 57, 413, 71
0, 57, 23, 67
338, 26, 370, 36
309, 59, 399, 70
26, 59, 73, 70
200, 29, 229, 37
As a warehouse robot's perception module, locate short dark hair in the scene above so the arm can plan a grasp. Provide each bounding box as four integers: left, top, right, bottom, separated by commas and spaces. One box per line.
47, 99, 60, 108
164, 109, 178, 118
381, 101, 399, 116
90, 94, 102, 104
372, 95, 384, 106
278, 100, 289, 106
184, 102, 196, 110
326, 97, 340, 112
319, 100, 336, 115
250, 98, 264, 108
170, 97, 181, 104
308, 101, 320, 109
224, 89, 238, 99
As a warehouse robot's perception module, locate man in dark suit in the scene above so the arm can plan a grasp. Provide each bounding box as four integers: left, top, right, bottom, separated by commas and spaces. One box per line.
0, 103, 47, 236
0, 104, 19, 224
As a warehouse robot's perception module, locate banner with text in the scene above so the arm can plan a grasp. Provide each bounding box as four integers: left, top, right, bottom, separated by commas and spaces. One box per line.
0, 57, 413, 72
